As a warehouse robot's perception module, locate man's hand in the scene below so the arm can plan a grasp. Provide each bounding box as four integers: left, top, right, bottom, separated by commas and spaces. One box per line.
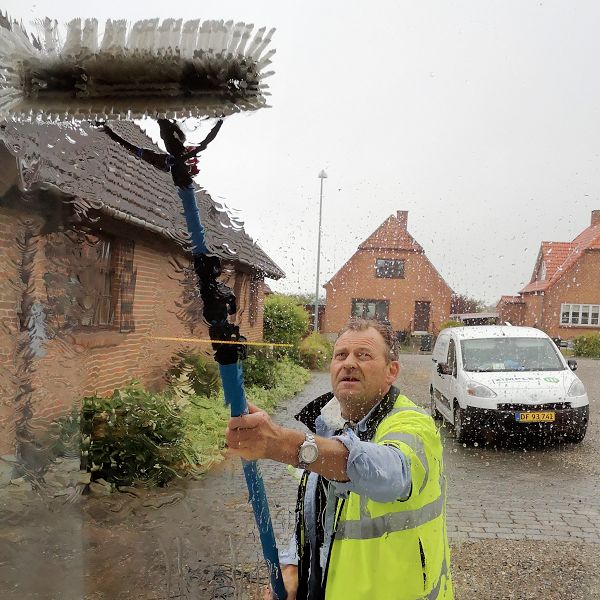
261, 565, 298, 600
226, 403, 289, 462
226, 404, 349, 481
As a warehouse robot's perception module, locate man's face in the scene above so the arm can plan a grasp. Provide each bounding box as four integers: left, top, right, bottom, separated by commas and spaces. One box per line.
330, 327, 400, 408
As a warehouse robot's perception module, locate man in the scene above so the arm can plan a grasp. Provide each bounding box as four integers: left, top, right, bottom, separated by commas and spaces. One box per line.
226, 318, 453, 599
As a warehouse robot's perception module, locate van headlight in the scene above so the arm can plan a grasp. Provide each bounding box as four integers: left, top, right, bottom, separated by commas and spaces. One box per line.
467, 381, 497, 398
567, 379, 586, 397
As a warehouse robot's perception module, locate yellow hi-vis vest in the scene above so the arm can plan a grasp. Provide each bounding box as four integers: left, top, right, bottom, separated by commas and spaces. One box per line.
322, 394, 453, 600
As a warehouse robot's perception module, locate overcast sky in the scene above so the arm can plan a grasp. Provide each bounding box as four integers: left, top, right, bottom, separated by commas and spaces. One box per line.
5, 1, 600, 304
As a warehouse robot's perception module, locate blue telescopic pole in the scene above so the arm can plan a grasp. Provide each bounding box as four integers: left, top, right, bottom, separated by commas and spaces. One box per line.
178, 185, 286, 600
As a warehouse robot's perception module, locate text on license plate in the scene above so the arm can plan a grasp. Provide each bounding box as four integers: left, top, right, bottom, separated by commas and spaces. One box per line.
515, 411, 556, 422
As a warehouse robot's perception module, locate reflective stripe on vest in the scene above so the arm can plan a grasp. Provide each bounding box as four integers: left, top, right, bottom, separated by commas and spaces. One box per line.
380, 431, 430, 494
335, 487, 444, 540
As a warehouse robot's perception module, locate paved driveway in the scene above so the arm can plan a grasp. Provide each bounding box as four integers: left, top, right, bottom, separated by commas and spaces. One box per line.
397, 354, 600, 545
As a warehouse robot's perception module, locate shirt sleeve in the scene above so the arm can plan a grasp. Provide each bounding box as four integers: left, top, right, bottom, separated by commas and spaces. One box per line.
279, 530, 299, 566
331, 429, 412, 503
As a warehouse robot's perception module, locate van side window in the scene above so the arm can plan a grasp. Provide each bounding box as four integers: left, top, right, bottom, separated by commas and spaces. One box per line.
447, 339, 457, 376
434, 336, 449, 363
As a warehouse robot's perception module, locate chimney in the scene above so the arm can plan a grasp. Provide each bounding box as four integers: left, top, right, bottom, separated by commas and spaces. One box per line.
592, 210, 600, 227
396, 210, 408, 230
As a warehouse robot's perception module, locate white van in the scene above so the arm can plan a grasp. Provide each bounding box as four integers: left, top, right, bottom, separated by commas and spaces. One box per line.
430, 326, 589, 444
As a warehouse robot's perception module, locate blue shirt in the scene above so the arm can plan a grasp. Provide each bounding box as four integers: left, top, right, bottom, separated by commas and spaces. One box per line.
279, 396, 412, 583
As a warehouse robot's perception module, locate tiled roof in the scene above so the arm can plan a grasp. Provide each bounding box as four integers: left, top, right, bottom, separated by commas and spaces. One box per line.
0, 120, 284, 278
519, 224, 600, 294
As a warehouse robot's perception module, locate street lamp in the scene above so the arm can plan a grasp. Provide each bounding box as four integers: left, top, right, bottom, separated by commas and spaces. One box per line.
314, 169, 328, 332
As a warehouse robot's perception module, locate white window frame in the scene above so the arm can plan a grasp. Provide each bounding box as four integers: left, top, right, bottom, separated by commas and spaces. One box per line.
560, 303, 600, 327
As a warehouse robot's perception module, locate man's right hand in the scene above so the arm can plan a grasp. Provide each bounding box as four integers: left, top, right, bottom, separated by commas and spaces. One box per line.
261, 565, 298, 600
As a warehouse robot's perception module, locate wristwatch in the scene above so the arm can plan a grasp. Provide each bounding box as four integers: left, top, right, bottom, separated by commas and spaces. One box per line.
297, 433, 319, 469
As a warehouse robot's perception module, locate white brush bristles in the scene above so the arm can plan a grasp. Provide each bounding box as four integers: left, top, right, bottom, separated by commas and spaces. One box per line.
0, 14, 276, 118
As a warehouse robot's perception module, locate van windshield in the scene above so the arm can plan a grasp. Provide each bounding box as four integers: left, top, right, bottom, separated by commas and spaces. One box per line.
460, 337, 565, 372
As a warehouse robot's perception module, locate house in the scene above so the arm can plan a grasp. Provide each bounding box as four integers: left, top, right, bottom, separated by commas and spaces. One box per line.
322, 211, 453, 336
0, 120, 283, 455
497, 210, 600, 340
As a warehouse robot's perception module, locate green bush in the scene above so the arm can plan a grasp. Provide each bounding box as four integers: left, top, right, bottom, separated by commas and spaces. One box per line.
299, 332, 333, 370
573, 333, 600, 358
81, 382, 201, 487
264, 294, 309, 359
440, 320, 463, 330
183, 358, 310, 468
243, 346, 278, 389
70, 358, 312, 487
167, 348, 221, 399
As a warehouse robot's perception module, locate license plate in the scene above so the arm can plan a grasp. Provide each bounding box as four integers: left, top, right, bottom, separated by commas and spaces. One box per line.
515, 411, 555, 422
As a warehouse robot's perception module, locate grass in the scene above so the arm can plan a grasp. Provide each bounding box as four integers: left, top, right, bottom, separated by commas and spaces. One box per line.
183, 360, 311, 475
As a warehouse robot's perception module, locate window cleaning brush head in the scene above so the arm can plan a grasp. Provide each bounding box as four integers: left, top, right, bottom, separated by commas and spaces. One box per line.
0, 14, 275, 120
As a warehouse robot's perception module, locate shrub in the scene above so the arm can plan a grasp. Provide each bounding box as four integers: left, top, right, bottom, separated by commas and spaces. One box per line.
243, 346, 278, 389
81, 382, 201, 487
167, 348, 221, 400
244, 359, 311, 413
573, 333, 600, 358
264, 294, 309, 359
299, 332, 333, 370
183, 358, 311, 467
440, 320, 463, 330
71, 358, 312, 486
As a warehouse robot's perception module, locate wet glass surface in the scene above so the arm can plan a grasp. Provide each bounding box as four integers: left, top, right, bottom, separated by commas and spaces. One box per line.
0, 2, 599, 600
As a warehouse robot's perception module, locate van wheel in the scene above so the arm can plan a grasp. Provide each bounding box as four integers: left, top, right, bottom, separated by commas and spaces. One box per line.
453, 404, 471, 444
430, 388, 441, 420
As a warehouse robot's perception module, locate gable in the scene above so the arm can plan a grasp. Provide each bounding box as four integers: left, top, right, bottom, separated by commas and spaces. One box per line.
358, 215, 423, 252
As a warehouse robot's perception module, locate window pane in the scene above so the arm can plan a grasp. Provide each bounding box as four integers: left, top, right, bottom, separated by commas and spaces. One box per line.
581, 305, 590, 325
571, 305, 580, 324
351, 301, 364, 317
375, 258, 404, 278
365, 302, 376, 319
591, 306, 599, 325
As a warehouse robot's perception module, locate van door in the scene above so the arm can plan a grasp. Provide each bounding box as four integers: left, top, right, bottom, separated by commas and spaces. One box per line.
432, 334, 448, 413
437, 337, 458, 415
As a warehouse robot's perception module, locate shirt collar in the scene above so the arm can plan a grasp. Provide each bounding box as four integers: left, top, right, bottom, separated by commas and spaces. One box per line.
295, 385, 400, 441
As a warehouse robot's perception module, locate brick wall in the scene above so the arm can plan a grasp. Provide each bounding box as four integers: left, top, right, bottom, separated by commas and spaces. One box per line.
322, 248, 452, 334
0, 206, 25, 453
497, 300, 525, 326
0, 209, 267, 454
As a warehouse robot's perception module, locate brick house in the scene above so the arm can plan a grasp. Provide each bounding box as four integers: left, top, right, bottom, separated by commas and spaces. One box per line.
497, 210, 600, 340
0, 120, 283, 455
322, 211, 453, 336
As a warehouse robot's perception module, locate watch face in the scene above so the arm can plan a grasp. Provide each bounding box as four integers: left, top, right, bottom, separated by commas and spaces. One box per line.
300, 443, 319, 464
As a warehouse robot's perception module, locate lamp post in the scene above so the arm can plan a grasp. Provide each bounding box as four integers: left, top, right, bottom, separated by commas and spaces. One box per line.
314, 169, 327, 332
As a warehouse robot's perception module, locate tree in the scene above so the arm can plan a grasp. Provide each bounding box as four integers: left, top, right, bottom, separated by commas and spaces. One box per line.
450, 294, 485, 314
263, 294, 310, 359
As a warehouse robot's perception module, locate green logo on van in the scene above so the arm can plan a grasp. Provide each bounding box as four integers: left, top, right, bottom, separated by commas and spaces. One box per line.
544, 377, 560, 384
